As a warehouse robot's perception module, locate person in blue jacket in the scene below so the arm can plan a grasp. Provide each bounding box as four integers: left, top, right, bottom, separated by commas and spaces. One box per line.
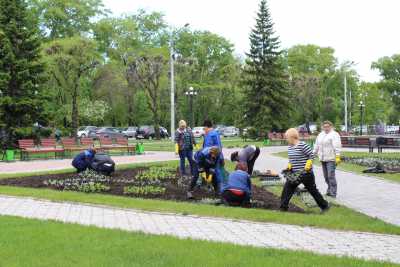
202, 119, 222, 149
72, 148, 96, 173
221, 162, 252, 206
187, 146, 224, 199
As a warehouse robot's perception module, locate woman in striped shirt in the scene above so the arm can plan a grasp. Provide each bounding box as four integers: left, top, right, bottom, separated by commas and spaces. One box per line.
280, 128, 330, 212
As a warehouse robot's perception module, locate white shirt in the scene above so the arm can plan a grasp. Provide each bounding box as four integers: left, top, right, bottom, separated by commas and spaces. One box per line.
313, 130, 342, 162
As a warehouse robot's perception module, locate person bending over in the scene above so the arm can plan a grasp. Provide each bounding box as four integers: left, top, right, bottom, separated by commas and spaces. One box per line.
187, 146, 224, 199
230, 145, 260, 175
72, 148, 96, 173
221, 162, 251, 207
280, 128, 329, 213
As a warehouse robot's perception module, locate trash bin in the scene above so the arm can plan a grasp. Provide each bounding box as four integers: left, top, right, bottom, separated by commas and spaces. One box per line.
5, 149, 15, 162
263, 139, 270, 146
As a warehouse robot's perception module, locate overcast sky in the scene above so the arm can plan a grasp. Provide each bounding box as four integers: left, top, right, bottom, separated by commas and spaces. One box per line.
102, 0, 400, 82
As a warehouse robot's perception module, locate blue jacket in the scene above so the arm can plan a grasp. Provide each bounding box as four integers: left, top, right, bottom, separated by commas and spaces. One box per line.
221, 170, 252, 196
194, 146, 223, 169
203, 129, 222, 149
72, 150, 95, 170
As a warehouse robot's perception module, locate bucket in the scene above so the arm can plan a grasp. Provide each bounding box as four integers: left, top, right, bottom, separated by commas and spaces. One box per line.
6, 149, 15, 162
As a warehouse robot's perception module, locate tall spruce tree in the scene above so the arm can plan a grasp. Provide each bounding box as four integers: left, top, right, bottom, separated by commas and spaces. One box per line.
243, 0, 291, 133
0, 0, 46, 146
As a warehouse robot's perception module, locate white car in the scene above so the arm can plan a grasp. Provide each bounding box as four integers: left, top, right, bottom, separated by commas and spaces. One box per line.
77, 126, 97, 138
223, 127, 239, 137
192, 127, 205, 138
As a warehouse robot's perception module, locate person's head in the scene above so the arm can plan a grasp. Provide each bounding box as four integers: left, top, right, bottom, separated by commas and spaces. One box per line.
285, 128, 299, 145
230, 151, 239, 162
322, 120, 333, 134
209, 146, 220, 159
203, 119, 213, 129
235, 162, 248, 172
179, 120, 187, 130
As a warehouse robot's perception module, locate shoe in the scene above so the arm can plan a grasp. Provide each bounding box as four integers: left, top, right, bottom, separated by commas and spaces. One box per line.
186, 191, 194, 199
321, 204, 331, 214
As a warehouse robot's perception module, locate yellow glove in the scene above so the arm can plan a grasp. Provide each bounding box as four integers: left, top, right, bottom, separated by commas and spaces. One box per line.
336, 155, 341, 165
305, 159, 313, 172
287, 163, 292, 171
201, 172, 207, 180
195, 144, 200, 150
175, 144, 179, 154
205, 174, 213, 184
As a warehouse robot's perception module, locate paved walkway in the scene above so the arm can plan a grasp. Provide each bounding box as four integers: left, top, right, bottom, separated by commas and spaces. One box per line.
0, 195, 399, 264
0, 152, 176, 174
244, 147, 400, 227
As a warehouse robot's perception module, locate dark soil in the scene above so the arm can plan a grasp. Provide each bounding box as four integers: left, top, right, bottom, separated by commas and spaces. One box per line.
0, 168, 303, 213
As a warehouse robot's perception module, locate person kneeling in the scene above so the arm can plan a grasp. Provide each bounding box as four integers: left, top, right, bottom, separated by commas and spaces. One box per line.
72, 148, 96, 173
280, 128, 330, 213
221, 162, 251, 207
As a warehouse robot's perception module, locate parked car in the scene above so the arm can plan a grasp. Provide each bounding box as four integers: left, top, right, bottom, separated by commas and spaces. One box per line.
123, 127, 138, 138
297, 123, 317, 134
136, 126, 169, 140
94, 127, 126, 139
215, 125, 226, 135
223, 126, 239, 137
77, 126, 97, 138
192, 127, 205, 138
385, 125, 399, 135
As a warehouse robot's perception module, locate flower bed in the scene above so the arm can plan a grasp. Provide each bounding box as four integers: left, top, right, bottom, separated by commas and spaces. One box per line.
0, 167, 303, 212
342, 156, 400, 170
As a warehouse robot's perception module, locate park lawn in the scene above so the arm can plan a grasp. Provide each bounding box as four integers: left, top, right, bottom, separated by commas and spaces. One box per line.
0, 161, 399, 235
1, 216, 396, 267
273, 151, 400, 183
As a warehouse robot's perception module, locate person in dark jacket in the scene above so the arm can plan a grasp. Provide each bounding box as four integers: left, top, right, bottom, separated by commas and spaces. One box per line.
221, 162, 252, 206
230, 145, 260, 175
187, 146, 224, 198
72, 148, 96, 173
90, 152, 115, 175
175, 120, 197, 177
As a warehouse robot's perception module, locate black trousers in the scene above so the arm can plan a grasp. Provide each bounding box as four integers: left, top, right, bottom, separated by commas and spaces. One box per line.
280, 171, 328, 211
247, 147, 260, 175
222, 190, 250, 206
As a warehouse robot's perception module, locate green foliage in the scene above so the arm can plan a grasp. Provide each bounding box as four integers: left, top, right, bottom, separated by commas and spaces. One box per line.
123, 185, 166, 196
0, 0, 47, 147
242, 0, 291, 132
30, 0, 109, 39
372, 54, 400, 123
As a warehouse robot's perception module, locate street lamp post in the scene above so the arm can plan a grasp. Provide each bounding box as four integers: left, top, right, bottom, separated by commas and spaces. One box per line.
185, 87, 198, 128
169, 23, 190, 142
358, 101, 365, 136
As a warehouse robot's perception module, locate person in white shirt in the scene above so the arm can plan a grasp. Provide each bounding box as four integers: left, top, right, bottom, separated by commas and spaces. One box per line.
313, 121, 342, 198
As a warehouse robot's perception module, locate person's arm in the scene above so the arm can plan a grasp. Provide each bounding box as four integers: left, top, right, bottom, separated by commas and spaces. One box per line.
333, 132, 342, 156
302, 143, 314, 171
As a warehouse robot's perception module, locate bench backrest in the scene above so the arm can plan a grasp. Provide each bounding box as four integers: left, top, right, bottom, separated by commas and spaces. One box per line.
18, 139, 35, 149
80, 138, 94, 147
100, 138, 113, 146
340, 137, 350, 145
62, 138, 77, 148
386, 138, 396, 146
355, 137, 370, 145
116, 138, 128, 146
41, 138, 56, 148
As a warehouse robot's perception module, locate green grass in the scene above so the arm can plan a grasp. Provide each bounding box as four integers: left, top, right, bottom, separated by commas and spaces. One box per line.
0, 160, 399, 235
0, 215, 397, 267
273, 151, 400, 183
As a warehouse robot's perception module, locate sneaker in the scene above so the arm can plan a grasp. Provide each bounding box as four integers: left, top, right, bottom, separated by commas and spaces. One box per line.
186, 191, 194, 199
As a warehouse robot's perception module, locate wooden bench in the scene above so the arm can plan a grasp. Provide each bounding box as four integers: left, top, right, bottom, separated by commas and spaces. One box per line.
377, 137, 400, 153
62, 138, 85, 156
341, 137, 374, 152
18, 139, 64, 160
99, 137, 134, 154
80, 137, 95, 148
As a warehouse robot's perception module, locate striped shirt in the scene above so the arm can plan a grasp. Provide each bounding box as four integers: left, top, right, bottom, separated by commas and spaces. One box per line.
288, 142, 314, 172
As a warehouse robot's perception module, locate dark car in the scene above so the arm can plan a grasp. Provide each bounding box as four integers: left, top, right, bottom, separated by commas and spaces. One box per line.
93, 127, 126, 139
122, 127, 138, 138
136, 126, 169, 140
